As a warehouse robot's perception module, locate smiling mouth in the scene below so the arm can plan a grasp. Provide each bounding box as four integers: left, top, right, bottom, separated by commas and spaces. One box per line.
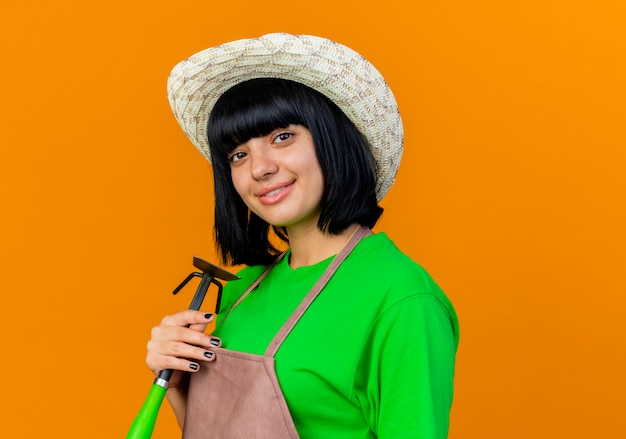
256, 181, 294, 204
265, 187, 284, 197
258, 181, 294, 197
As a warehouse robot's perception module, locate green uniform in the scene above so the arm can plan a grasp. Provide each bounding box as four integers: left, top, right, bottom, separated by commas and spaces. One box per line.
213, 232, 459, 438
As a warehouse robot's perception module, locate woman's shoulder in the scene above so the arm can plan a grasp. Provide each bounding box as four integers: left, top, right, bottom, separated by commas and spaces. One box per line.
344, 231, 454, 308
349, 232, 430, 278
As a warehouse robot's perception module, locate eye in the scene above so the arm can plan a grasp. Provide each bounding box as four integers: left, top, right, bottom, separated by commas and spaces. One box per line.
273, 132, 293, 143
228, 151, 247, 163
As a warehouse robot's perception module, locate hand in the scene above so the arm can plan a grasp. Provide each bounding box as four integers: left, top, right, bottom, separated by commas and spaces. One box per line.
146, 310, 221, 390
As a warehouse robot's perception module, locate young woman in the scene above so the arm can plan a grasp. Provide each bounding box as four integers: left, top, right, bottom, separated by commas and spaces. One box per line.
146, 33, 459, 438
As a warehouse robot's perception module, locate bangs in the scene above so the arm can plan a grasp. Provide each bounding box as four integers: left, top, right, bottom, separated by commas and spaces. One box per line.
207, 78, 308, 159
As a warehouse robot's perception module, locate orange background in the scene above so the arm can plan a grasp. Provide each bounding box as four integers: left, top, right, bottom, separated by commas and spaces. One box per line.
1, 1, 625, 437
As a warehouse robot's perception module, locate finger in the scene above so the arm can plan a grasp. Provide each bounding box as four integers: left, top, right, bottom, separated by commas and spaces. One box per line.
160, 310, 214, 327
148, 354, 213, 375
208, 336, 222, 347
166, 339, 217, 361
150, 325, 216, 350
148, 342, 217, 370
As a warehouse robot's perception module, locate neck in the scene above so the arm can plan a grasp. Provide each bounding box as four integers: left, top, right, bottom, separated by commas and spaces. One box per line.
286, 223, 360, 269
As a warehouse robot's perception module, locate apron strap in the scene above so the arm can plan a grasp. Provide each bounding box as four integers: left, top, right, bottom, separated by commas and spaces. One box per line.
220, 251, 287, 326
265, 225, 371, 357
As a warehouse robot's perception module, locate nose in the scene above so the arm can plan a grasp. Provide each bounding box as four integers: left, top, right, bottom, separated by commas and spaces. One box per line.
249, 146, 278, 180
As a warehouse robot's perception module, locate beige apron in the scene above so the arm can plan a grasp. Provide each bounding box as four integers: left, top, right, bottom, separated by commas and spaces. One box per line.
183, 226, 371, 439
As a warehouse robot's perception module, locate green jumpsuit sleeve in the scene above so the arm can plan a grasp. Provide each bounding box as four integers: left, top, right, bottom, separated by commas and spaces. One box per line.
354, 293, 459, 439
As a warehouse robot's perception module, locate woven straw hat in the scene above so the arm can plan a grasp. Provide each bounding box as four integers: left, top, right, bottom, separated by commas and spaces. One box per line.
167, 32, 403, 200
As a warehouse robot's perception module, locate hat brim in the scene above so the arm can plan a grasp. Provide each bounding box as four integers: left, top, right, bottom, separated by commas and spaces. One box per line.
167, 33, 403, 200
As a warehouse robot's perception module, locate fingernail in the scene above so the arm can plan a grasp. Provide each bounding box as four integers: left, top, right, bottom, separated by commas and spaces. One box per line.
204, 351, 214, 359
204, 313, 213, 320
190, 363, 199, 370
210, 338, 219, 346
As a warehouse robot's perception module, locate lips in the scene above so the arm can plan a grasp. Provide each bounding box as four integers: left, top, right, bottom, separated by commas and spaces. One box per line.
256, 181, 294, 205
265, 188, 283, 197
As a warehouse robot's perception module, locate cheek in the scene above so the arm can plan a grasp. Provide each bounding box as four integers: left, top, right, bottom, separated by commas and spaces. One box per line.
229, 173, 251, 207
308, 161, 324, 188
229, 170, 245, 195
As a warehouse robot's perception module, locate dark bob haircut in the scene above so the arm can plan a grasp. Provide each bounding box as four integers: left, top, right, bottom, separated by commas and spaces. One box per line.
207, 78, 383, 266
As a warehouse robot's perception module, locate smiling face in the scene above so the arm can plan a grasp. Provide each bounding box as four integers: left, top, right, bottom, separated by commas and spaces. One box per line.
228, 124, 325, 234
207, 78, 382, 266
